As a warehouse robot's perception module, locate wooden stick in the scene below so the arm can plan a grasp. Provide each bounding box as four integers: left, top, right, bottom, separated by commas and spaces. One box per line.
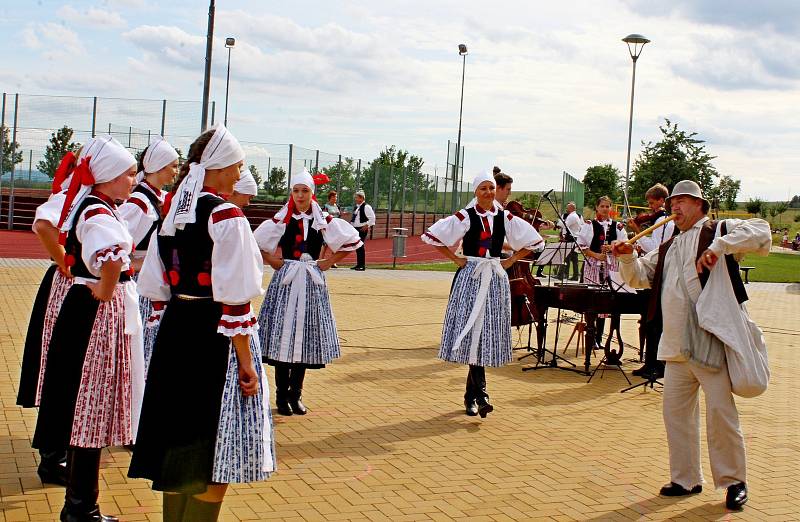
626, 214, 677, 244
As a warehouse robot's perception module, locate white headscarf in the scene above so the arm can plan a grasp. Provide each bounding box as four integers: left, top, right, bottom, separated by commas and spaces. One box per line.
161, 124, 245, 236
58, 135, 136, 235
136, 136, 179, 183
271, 168, 327, 230
233, 167, 259, 196
465, 169, 502, 211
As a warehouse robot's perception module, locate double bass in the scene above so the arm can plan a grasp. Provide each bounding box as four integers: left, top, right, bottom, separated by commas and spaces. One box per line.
504, 200, 548, 327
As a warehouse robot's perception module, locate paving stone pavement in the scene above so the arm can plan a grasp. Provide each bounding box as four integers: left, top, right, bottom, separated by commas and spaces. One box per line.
1, 260, 799, 521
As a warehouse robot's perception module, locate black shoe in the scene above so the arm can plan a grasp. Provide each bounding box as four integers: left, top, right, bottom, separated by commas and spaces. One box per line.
289, 396, 308, 415
60, 506, 119, 521
38, 461, 68, 487
354, 266, 366, 271
350, 265, 360, 270
476, 397, 493, 418
726, 482, 748, 510
276, 399, 293, 416
632, 364, 651, 377
464, 399, 478, 416
659, 482, 702, 497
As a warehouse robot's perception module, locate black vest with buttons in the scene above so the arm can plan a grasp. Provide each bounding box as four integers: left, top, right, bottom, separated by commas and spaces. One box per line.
589, 219, 620, 253
132, 183, 163, 251
461, 207, 506, 258
157, 194, 225, 297
279, 216, 324, 260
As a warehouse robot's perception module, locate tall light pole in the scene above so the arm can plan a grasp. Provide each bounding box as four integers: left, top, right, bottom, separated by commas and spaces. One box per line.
452, 43, 468, 211
224, 37, 235, 127
200, 0, 215, 132
621, 33, 650, 218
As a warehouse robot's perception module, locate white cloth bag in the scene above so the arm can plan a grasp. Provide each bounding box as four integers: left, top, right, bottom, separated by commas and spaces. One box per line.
696, 237, 769, 398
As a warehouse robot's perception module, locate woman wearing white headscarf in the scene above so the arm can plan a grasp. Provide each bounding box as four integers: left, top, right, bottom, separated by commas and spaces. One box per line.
253, 169, 362, 416
227, 166, 259, 208
422, 170, 543, 418
32, 135, 139, 522
129, 125, 274, 522
119, 136, 179, 374
17, 152, 78, 487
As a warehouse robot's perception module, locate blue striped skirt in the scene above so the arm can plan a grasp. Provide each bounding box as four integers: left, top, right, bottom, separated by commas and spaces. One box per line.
258, 260, 340, 366
438, 259, 512, 368
212, 333, 276, 483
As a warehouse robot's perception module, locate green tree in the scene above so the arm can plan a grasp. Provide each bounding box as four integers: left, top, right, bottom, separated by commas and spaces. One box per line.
1, 126, 24, 175
248, 164, 262, 188
266, 166, 286, 197
582, 164, 620, 207
770, 201, 789, 223
317, 158, 357, 204
745, 198, 764, 216
359, 146, 432, 211
707, 175, 741, 211
37, 126, 81, 179
789, 195, 800, 208
630, 119, 720, 202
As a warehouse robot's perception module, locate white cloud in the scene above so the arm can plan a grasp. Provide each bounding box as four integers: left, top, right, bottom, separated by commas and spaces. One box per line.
57, 5, 127, 29
20, 22, 85, 59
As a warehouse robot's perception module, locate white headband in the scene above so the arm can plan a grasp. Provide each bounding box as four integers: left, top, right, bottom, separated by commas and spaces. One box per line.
137, 136, 178, 183
161, 124, 245, 236
290, 168, 315, 193
234, 167, 259, 196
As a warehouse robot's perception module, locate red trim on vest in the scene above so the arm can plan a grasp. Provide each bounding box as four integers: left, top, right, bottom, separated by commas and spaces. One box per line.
211, 206, 245, 224
84, 207, 113, 220
89, 190, 116, 207
222, 303, 251, 316
127, 196, 149, 213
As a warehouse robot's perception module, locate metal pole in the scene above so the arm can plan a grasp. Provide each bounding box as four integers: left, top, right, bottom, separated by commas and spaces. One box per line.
161, 99, 167, 136
623, 56, 638, 218
399, 165, 407, 230
224, 46, 231, 126
91, 96, 97, 137
128, 126, 132, 148
355, 158, 361, 209
412, 167, 418, 234
423, 173, 429, 230
200, 0, 215, 132
211, 101, 216, 126
314, 149, 319, 173
453, 52, 466, 212
28, 149, 32, 182
8, 93, 18, 230
386, 165, 393, 238
0, 93, 5, 225
287, 144, 293, 198
336, 154, 342, 194
371, 162, 379, 240
433, 175, 438, 218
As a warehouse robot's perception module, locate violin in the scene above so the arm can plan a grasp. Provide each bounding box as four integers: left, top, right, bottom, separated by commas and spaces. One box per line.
629, 210, 660, 229
505, 200, 553, 231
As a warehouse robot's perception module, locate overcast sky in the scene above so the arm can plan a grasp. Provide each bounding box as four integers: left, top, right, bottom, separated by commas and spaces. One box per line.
1, 0, 798, 199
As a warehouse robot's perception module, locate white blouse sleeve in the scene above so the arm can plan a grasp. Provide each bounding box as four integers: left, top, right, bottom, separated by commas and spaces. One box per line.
253, 218, 286, 254
422, 211, 470, 247
137, 233, 171, 325
119, 193, 158, 250
76, 205, 133, 277
321, 217, 362, 253
34, 193, 66, 227
577, 222, 594, 249
208, 203, 264, 337
364, 204, 377, 226
504, 212, 545, 252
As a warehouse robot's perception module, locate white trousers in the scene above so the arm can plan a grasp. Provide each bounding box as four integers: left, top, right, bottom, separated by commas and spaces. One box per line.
663, 359, 747, 490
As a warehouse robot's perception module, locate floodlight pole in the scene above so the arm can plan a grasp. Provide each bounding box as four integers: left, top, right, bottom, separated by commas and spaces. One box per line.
622, 34, 649, 218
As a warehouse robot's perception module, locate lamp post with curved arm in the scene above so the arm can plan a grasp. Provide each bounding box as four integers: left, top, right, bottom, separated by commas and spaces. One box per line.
621, 33, 650, 218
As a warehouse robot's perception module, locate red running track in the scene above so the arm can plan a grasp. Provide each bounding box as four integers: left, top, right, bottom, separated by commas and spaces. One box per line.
0, 230, 448, 265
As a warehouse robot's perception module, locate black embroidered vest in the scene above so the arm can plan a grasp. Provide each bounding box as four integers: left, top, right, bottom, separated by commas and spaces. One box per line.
461, 208, 505, 258
350, 203, 368, 224
279, 216, 324, 260
158, 194, 225, 297
65, 195, 131, 282
589, 219, 619, 253
132, 183, 163, 251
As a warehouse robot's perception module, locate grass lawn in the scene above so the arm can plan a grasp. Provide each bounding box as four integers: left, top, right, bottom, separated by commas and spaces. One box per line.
741, 252, 800, 283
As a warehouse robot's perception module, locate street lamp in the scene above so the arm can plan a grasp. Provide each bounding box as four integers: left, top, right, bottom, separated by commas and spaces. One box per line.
452, 43, 468, 211
621, 33, 650, 218
200, 0, 215, 131
224, 37, 235, 127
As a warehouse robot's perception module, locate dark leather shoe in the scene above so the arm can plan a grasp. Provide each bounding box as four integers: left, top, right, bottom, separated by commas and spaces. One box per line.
659, 482, 702, 497
38, 462, 68, 487
464, 399, 478, 416
354, 266, 366, 271
726, 482, 748, 510
60, 506, 119, 522
631, 364, 650, 377
289, 396, 308, 415
476, 397, 493, 418
276, 399, 293, 416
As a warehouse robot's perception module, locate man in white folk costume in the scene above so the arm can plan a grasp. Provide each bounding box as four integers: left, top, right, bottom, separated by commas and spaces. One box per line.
349, 190, 375, 271
613, 180, 771, 511
423, 171, 543, 418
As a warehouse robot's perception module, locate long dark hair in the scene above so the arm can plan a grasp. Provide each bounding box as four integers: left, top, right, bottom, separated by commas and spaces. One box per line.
172, 130, 214, 192
136, 145, 149, 174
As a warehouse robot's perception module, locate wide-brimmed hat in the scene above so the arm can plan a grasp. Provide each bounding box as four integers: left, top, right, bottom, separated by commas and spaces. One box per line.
666, 180, 710, 213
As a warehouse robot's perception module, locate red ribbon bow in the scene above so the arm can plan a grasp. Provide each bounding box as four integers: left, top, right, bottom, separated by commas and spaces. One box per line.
56, 156, 95, 245
312, 172, 330, 185
52, 151, 77, 194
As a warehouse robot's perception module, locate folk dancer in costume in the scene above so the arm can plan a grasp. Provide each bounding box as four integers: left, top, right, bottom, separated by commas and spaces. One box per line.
119, 136, 178, 374
557, 201, 583, 280
349, 190, 375, 271
129, 125, 274, 522
227, 167, 259, 209
17, 152, 79, 487
32, 136, 141, 522
626, 183, 677, 378
254, 169, 362, 416
320, 190, 342, 266
577, 195, 627, 349
614, 180, 771, 511
423, 171, 543, 418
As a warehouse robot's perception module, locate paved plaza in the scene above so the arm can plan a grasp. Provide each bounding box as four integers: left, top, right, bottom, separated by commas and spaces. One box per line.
1, 259, 799, 521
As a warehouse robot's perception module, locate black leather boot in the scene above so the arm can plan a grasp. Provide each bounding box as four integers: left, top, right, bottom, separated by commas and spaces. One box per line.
60, 447, 119, 522
182, 496, 223, 521
162, 493, 188, 522
38, 447, 68, 486
470, 366, 493, 418
274, 364, 292, 416
464, 369, 478, 416
288, 365, 308, 415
